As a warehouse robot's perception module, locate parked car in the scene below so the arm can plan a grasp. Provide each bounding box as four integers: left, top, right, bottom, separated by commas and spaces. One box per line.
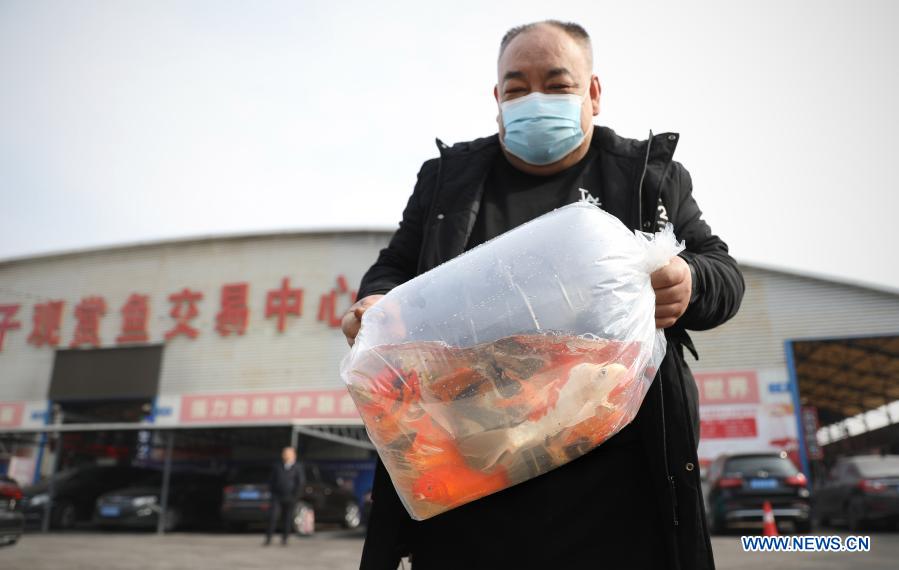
221, 463, 361, 532
814, 454, 899, 531
21, 465, 154, 529
0, 476, 25, 546
94, 471, 224, 531
706, 451, 811, 533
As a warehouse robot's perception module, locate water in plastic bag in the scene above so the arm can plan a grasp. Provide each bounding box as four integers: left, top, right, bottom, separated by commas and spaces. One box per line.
340, 202, 684, 520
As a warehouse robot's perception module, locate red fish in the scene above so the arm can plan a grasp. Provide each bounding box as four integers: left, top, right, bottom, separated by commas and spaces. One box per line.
412, 463, 509, 507
427, 366, 491, 402
356, 366, 422, 444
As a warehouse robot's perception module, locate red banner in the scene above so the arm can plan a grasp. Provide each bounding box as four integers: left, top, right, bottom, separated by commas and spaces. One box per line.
694, 370, 760, 405
700, 416, 758, 439
179, 389, 358, 424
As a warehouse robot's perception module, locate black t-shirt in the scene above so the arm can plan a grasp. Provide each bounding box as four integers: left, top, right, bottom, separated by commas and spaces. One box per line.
465, 145, 603, 251
409, 149, 670, 569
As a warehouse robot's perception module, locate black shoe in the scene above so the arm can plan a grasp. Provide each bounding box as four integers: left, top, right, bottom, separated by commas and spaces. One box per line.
263, 538, 271, 546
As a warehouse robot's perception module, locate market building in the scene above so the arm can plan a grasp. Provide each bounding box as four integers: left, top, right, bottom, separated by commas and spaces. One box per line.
0, 230, 390, 514
1, 229, 897, 511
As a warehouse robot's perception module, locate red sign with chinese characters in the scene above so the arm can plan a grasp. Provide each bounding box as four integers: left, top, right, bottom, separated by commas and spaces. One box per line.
694, 371, 760, 405
318, 275, 357, 328
117, 294, 150, 344
216, 283, 249, 336
165, 288, 203, 340
0, 304, 22, 351
266, 277, 303, 333
28, 301, 64, 347
179, 389, 359, 423
0, 273, 356, 351
71, 296, 107, 347
700, 416, 758, 439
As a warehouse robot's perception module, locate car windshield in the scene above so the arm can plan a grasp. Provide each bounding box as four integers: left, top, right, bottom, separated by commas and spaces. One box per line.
724, 456, 798, 476
854, 457, 899, 478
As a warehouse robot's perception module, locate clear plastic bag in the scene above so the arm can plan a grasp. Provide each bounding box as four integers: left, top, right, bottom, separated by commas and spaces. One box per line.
340, 202, 684, 520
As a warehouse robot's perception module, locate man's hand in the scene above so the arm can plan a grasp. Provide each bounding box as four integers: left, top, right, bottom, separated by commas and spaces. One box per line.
341, 294, 384, 346
651, 256, 693, 329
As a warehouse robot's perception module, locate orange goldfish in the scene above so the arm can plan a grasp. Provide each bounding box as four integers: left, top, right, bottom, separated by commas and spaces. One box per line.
427, 366, 491, 402
356, 366, 422, 444
456, 363, 632, 469
412, 463, 509, 506
560, 404, 630, 448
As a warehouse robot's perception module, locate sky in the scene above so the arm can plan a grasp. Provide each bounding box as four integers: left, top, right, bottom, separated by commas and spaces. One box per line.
1, 0, 898, 292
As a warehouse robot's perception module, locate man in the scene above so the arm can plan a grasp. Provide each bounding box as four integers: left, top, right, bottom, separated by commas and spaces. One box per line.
264, 446, 305, 546
343, 20, 744, 570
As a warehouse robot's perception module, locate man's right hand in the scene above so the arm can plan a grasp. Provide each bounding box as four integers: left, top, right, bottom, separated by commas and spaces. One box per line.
341, 294, 384, 346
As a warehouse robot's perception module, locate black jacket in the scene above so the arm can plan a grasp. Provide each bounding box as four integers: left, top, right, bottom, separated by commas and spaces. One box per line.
270, 462, 305, 502
357, 126, 745, 570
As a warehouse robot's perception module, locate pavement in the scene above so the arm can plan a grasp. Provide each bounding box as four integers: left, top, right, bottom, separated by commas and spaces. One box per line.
2, 529, 899, 569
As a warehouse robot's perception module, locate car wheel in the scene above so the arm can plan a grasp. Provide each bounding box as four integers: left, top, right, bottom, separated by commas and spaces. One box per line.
794, 520, 812, 533
292, 502, 315, 536
342, 502, 362, 530
54, 502, 77, 530
847, 497, 867, 531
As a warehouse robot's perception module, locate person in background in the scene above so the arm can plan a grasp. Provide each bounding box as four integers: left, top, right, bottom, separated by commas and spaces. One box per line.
264, 446, 305, 546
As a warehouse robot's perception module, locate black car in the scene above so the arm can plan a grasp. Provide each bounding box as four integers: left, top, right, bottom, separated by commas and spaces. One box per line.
0, 476, 25, 546
814, 454, 899, 531
22, 465, 154, 529
221, 463, 361, 532
94, 471, 224, 531
706, 451, 811, 533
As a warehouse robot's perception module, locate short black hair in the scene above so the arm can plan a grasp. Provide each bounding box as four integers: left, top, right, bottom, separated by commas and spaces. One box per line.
499, 20, 592, 64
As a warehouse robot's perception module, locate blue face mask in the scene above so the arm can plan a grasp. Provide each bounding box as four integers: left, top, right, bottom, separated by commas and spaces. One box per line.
500, 90, 588, 166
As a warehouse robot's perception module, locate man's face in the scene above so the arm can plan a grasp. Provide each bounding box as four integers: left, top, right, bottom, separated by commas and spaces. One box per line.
495, 25, 600, 149
282, 447, 296, 463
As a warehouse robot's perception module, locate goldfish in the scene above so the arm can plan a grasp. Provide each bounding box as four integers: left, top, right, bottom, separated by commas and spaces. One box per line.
355, 366, 422, 445
412, 463, 509, 507
427, 366, 491, 402
456, 362, 631, 469
351, 333, 645, 518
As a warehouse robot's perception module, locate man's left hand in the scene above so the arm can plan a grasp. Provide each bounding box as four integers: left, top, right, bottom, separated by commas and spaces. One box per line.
651, 255, 692, 329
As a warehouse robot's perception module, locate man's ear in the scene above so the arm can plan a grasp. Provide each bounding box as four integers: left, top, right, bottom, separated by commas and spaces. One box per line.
591, 75, 602, 116
494, 84, 503, 130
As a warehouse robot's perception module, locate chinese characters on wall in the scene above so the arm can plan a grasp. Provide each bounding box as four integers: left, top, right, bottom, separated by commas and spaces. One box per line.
0, 275, 357, 351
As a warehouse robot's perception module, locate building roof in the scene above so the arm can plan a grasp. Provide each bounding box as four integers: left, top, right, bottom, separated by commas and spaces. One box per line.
4, 228, 898, 296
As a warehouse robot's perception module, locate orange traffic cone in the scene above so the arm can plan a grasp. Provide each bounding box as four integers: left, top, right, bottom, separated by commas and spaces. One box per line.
762, 500, 778, 536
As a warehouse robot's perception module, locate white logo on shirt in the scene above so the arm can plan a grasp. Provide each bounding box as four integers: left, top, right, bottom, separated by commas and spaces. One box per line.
578, 187, 601, 207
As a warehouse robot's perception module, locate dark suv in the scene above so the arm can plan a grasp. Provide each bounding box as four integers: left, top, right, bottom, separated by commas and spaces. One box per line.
22, 465, 154, 529
814, 454, 899, 530
706, 452, 811, 533
221, 463, 361, 532
94, 471, 224, 531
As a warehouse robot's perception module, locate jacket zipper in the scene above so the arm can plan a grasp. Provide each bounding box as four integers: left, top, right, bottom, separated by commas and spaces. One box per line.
420, 139, 448, 273
639, 131, 679, 527
658, 370, 679, 527
636, 130, 653, 230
